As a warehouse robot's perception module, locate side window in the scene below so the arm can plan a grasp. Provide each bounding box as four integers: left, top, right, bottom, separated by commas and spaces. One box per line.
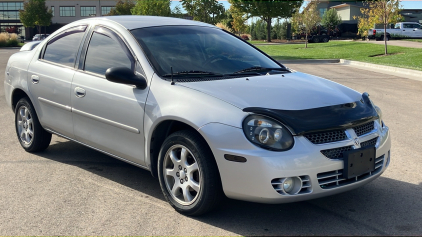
42, 26, 86, 67
403, 24, 413, 29
84, 31, 133, 76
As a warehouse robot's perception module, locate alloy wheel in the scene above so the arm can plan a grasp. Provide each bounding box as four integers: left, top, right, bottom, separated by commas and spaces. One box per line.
163, 145, 201, 205
17, 106, 34, 146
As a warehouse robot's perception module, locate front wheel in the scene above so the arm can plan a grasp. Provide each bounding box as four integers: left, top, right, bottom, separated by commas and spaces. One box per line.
15, 97, 51, 152
158, 130, 223, 216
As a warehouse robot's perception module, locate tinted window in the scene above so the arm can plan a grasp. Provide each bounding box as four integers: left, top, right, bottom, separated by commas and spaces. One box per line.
43, 29, 85, 67
131, 26, 282, 77
84, 31, 133, 75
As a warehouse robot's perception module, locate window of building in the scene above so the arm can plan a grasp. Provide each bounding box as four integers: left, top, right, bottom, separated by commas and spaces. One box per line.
0, 2, 23, 20
60, 6, 75, 17
43, 27, 86, 67
84, 32, 133, 75
81, 6, 96, 17
319, 8, 327, 17
51, 6, 54, 16
101, 6, 114, 16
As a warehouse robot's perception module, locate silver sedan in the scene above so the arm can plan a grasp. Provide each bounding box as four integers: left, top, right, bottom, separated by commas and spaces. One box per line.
4, 16, 391, 215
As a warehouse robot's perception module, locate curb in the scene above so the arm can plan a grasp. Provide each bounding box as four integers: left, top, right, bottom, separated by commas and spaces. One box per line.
278, 59, 340, 64
339, 59, 422, 77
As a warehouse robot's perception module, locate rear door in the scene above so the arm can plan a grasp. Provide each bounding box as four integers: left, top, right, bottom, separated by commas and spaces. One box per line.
71, 26, 149, 165
402, 23, 416, 37
27, 25, 87, 138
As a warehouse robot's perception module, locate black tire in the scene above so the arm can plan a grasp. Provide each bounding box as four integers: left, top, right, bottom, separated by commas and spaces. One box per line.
313, 37, 320, 43
380, 35, 390, 41
157, 130, 223, 216
322, 37, 329, 43
15, 97, 51, 152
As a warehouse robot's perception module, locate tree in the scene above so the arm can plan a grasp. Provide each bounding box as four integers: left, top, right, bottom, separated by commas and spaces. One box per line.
229, 0, 302, 42
131, 0, 171, 16
108, 0, 135, 15
230, 5, 247, 35
19, 0, 52, 36
321, 8, 342, 36
291, 0, 320, 48
181, 0, 226, 25
355, 0, 403, 55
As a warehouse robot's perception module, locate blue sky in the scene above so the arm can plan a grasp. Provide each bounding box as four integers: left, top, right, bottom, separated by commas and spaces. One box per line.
170, 1, 422, 12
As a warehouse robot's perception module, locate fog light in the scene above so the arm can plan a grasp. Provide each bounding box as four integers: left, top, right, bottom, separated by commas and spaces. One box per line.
283, 177, 294, 193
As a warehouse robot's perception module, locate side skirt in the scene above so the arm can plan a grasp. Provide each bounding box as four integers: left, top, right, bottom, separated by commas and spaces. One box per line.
45, 128, 150, 171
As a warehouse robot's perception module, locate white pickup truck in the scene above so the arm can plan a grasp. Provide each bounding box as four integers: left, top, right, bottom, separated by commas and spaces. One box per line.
368, 22, 422, 40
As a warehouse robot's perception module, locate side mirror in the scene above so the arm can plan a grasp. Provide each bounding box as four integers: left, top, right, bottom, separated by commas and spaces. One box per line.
105, 67, 147, 89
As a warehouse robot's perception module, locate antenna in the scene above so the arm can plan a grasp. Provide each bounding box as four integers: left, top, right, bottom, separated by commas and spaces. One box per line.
171, 67, 175, 85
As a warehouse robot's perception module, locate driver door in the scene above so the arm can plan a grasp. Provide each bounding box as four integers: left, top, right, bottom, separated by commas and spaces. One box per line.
71, 26, 148, 165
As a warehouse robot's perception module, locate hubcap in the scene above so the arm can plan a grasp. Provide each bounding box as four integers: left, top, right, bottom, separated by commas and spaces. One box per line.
163, 145, 201, 205
17, 106, 34, 146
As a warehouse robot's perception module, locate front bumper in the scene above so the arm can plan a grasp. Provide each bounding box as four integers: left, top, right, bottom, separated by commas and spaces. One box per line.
198, 122, 391, 204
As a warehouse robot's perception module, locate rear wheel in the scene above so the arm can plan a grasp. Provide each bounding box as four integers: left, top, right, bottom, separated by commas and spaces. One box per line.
322, 37, 329, 43
15, 97, 51, 152
313, 37, 320, 43
158, 130, 223, 216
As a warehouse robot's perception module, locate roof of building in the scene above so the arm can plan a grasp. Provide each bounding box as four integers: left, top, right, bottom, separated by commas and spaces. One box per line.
330, 3, 363, 9
99, 16, 214, 30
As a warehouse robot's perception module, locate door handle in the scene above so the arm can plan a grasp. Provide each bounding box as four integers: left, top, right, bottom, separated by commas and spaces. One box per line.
31, 75, 39, 84
74, 87, 86, 98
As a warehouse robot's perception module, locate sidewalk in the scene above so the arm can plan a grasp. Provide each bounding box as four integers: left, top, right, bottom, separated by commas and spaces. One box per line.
358, 40, 422, 49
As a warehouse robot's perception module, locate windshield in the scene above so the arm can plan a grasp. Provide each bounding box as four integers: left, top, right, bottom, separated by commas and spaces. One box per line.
131, 26, 286, 78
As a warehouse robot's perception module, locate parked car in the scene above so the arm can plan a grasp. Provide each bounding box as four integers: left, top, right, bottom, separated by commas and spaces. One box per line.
4, 16, 391, 216
368, 22, 422, 40
32, 34, 49, 41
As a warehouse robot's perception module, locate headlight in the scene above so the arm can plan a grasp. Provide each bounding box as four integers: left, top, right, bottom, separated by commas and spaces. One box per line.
242, 115, 294, 151
374, 106, 384, 130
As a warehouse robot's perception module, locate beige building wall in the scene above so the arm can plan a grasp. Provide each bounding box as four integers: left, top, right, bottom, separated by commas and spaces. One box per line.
336, 6, 350, 21
46, 0, 117, 24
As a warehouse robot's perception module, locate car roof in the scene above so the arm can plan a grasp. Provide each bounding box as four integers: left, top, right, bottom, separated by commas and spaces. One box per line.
95, 16, 216, 30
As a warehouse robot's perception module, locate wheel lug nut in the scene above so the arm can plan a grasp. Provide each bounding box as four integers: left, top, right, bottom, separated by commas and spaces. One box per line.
176, 172, 179, 177
180, 179, 184, 184
179, 165, 182, 170
184, 168, 187, 172
185, 177, 188, 181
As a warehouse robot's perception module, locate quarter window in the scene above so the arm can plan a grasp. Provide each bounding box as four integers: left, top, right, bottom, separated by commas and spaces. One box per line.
60, 6, 75, 16
84, 31, 133, 76
42, 26, 86, 67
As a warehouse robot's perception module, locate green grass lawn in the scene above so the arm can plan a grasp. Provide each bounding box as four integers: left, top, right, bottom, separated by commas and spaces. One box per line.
256, 41, 422, 71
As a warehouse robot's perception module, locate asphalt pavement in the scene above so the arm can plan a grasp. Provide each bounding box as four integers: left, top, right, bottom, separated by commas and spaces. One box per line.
0, 48, 421, 235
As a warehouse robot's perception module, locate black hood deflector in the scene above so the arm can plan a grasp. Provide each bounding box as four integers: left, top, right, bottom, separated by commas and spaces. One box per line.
243, 93, 378, 135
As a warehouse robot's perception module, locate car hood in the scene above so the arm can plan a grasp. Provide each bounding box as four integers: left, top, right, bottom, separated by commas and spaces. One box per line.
178, 72, 362, 110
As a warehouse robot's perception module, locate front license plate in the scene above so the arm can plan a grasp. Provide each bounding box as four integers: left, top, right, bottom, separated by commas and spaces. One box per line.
343, 147, 375, 179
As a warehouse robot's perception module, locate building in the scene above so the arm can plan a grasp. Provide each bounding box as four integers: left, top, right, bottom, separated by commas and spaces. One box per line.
311, 1, 421, 37
0, 0, 117, 39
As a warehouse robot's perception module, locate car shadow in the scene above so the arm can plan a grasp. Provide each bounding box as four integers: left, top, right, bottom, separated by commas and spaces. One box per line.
37, 139, 422, 235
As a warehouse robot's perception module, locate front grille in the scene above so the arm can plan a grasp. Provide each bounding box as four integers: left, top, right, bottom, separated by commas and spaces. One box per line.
360, 137, 378, 148
321, 146, 353, 159
321, 136, 379, 159
304, 130, 347, 144
317, 155, 384, 189
271, 175, 312, 195
353, 121, 375, 136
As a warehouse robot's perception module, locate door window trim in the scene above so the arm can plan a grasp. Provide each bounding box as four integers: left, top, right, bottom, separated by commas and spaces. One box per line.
39, 25, 88, 69
78, 25, 139, 78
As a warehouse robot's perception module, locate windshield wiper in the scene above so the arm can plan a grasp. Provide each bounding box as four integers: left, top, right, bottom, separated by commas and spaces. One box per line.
233, 66, 289, 74
162, 70, 223, 77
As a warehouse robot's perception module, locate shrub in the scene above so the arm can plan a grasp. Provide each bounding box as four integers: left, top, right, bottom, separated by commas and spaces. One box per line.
0, 33, 8, 46
6, 39, 18, 47
215, 22, 232, 32
0, 32, 20, 47
240, 34, 249, 40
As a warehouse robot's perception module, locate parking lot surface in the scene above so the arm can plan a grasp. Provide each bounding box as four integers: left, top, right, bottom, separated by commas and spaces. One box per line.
1, 48, 421, 235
